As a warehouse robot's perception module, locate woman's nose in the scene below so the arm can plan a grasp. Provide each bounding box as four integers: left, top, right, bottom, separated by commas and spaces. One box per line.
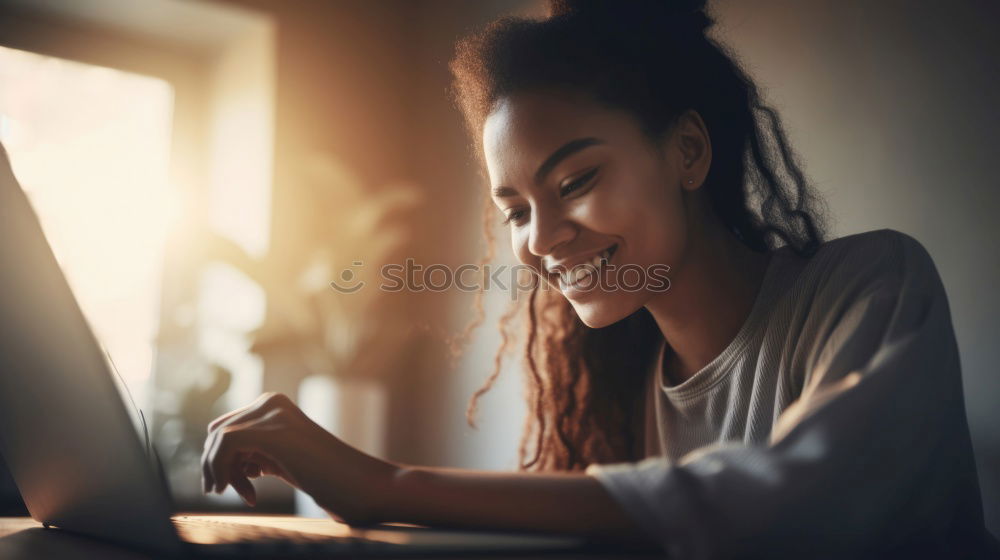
527, 203, 575, 258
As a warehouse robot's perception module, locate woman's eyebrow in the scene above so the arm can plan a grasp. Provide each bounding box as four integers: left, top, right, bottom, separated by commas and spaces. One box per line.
534, 137, 603, 184
491, 137, 604, 197
492, 185, 519, 198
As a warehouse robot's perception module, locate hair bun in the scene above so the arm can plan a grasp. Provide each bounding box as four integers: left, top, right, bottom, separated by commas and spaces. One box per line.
547, 0, 710, 36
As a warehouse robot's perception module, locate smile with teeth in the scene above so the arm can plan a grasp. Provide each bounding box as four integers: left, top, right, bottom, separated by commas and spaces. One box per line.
557, 245, 617, 289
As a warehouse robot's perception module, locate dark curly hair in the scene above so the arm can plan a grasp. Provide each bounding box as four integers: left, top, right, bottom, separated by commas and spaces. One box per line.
450, 0, 829, 471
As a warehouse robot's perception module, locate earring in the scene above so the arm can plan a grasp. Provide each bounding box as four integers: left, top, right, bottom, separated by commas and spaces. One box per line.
687, 179, 694, 184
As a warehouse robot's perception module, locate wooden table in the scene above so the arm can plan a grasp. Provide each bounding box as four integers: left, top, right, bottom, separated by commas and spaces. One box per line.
0, 516, 665, 559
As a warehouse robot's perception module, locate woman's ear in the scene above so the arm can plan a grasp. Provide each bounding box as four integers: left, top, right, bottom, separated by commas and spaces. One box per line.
674, 109, 712, 191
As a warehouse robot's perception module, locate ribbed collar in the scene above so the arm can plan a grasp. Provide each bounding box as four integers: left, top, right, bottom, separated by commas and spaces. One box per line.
653, 246, 794, 403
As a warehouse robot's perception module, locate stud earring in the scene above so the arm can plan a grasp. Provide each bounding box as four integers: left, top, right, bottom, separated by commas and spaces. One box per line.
687, 179, 694, 184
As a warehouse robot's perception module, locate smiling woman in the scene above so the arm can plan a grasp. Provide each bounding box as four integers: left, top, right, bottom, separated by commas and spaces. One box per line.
199, 0, 995, 557
453, 0, 823, 472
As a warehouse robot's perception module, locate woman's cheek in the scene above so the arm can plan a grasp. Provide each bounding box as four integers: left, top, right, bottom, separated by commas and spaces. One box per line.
576, 185, 630, 231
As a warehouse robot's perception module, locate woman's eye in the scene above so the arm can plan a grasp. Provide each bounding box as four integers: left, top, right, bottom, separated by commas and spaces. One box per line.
559, 167, 599, 197
501, 208, 528, 226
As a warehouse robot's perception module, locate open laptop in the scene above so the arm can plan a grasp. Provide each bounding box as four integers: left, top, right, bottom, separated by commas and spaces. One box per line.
0, 143, 594, 557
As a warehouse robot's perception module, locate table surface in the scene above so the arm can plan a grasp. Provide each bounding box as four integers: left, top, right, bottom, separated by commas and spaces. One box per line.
0, 515, 664, 559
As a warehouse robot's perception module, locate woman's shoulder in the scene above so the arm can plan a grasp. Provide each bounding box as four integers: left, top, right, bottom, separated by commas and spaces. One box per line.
796, 228, 942, 299
785, 229, 954, 390
819, 227, 929, 259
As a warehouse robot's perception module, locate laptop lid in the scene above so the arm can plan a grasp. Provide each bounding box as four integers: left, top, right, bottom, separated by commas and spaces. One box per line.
0, 143, 182, 555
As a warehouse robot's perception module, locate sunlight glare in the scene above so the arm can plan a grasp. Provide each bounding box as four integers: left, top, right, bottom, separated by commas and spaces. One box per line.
0, 45, 175, 409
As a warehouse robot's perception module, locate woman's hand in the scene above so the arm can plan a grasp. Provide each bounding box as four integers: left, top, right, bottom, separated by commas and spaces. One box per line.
201, 392, 398, 525
203, 394, 650, 543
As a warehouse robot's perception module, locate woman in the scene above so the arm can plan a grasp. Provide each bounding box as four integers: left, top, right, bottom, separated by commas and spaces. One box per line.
201, 1, 992, 556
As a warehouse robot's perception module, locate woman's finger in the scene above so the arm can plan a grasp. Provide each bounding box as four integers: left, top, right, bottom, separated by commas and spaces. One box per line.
203, 395, 291, 493
243, 461, 262, 478
204, 408, 251, 492
208, 411, 282, 494
207, 392, 287, 434
241, 452, 293, 483
229, 461, 257, 506
201, 427, 221, 493
201, 418, 240, 493
207, 403, 252, 434
209, 427, 246, 494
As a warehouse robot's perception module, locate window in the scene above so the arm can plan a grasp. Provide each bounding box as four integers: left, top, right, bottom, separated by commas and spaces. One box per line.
0, 45, 174, 409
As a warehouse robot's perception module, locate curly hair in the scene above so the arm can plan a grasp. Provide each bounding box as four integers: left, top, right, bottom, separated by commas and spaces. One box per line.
450, 0, 829, 471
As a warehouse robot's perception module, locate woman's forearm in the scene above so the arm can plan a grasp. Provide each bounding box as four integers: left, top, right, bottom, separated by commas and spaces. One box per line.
376, 464, 654, 545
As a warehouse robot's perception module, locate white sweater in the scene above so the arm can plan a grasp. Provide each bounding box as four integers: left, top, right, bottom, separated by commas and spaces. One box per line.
585, 229, 992, 558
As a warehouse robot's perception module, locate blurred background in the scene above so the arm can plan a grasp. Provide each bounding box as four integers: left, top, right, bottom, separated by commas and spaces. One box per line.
0, 0, 996, 535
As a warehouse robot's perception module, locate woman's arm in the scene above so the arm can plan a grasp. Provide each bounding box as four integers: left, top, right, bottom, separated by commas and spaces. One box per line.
381, 464, 653, 544
201, 393, 652, 545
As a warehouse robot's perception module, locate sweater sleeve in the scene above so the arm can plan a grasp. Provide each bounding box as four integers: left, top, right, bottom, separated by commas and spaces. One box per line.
585, 232, 985, 558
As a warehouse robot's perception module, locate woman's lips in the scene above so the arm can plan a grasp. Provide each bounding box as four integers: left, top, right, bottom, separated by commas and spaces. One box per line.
556, 243, 617, 291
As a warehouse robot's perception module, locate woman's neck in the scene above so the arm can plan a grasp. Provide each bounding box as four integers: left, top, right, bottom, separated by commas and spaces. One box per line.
644, 211, 773, 386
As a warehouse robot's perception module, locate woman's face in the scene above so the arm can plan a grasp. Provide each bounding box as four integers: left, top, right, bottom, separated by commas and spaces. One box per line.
484, 90, 708, 328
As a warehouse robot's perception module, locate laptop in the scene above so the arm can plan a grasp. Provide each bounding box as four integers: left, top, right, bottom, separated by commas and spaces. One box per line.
0, 143, 593, 557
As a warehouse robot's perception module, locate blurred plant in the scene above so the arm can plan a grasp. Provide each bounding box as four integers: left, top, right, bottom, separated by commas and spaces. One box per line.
152, 153, 422, 504
247, 152, 423, 380
160, 364, 231, 465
